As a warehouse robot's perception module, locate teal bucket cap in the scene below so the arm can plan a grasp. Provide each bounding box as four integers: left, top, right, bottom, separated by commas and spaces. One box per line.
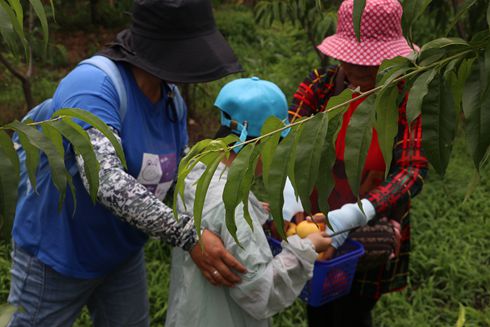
214, 77, 290, 140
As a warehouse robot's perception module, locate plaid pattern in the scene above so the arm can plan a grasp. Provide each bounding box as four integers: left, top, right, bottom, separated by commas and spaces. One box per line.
289, 66, 428, 299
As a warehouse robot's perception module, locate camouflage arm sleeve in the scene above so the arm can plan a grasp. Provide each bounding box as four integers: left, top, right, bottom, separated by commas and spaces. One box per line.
76, 127, 197, 251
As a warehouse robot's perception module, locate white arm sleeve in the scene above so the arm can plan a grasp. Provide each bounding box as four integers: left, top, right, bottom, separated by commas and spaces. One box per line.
228, 229, 317, 320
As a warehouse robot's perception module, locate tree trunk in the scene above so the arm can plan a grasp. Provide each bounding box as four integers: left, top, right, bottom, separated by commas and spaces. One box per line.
0, 53, 34, 110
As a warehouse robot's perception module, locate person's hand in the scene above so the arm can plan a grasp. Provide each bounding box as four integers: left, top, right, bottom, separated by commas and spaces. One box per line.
189, 229, 247, 287
305, 231, 332, 253
389, 219, 401, 259
260, 201, 270, 214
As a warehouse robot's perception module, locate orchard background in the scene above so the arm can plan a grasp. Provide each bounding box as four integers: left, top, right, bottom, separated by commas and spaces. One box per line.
0, 1, 489, 326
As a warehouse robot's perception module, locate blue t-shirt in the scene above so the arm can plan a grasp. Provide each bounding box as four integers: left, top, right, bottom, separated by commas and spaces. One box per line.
12, 61, 188, 278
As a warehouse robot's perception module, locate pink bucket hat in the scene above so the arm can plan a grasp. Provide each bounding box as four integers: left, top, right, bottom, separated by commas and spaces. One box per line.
317, 0, 415, 66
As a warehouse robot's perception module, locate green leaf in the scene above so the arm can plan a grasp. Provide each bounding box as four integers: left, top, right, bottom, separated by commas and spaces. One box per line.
462, 54, 490, 170
352, 0, 366, 42
0, 130, 20, 237
0, 130, 19, 176
260, 116, 285, 189
294, 112, 329, 214
7, 0, 23, 29
0, 1, 27, 55
193, 152, 223, 239
418, 38, 470, 67
487, 1, 490, 30
267, 133, 296, 240
0, 5, 18, 52
344, 95, 375, 197
406, 69, 438, 124
374, 86, 399, 177
445, 58, 474, 116
223, 144, 256, 244
15, 129, 40, 192
325, 88, 353, 120
421, 72, 457, 176
39, 123, 77, 215
286, 124, 304, 202
241, 145, 263, 232
173, 139, 215, 218
446, 0, 478, 35
0, 304, 17, 327
315, 114, 342, 216
28, 0, 49, 52
5, 120, 68, 205
401, 0, 432, 46
47, 119, 100, 203
54, 109, 127, 169
456, 304, 466, 327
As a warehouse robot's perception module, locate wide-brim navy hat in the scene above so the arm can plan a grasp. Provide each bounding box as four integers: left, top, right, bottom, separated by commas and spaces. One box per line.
99, 0, 242, 83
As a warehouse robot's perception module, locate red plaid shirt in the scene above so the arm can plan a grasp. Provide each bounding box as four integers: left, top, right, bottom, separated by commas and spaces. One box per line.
289, 66, 428, 299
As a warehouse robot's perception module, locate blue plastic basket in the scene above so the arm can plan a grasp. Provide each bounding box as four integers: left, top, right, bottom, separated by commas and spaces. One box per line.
267, 236, 364, 307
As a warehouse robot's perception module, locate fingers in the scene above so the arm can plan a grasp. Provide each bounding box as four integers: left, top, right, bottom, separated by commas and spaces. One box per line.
190, 229, 247, 287
211, 257, 241, 287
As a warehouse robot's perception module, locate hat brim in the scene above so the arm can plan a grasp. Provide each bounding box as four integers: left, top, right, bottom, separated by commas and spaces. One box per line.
100, 29, 243, 83
317, 34, 416, 66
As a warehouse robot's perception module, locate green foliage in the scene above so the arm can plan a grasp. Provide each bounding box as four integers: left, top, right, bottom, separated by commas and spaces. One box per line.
254, 0, 338, 60
0, 109, 126, 240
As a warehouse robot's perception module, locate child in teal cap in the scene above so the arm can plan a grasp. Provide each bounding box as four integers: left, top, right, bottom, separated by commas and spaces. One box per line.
166, 77, 332, 327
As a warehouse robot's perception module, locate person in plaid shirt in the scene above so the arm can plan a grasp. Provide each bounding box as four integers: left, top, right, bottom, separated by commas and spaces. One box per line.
289, 0, 429, 326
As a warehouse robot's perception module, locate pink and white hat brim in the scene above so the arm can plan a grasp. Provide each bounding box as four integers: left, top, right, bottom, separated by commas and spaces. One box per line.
318, 34, 417, 66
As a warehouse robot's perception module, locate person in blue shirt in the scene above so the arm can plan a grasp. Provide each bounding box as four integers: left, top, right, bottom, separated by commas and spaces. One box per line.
8, 1, 246, 326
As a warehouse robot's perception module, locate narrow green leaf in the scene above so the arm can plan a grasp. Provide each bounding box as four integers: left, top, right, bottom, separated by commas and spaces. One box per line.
406, 69, 438, 124
487, 1, 490, 30
0, 129, 19, 175
260, 116, 285, 189
48, 119, 100, 203
417, 38, 470, 66
7, 0, 23, 29
40, 123, 77, 215
194, 152, 223, 239
0, 5, 18, 52
267, 133, 296, 240
456, 304, 466, 327
446, 0, 478, 35
6, 120, 68, 204
401, 0, 432, 46
462, 55, 490, 170
173, 138, 223, 218
352, 0, 366, 42
421, 72, 457, 176
0, 131, 20, 236
445, 58, 472, 116
294, 113, 329, 214
286, 124, 303, 202
28, 0, 49, 51
344, 96, 375, 197
315, 114, 342, 216
374, 86, 399, 177
41, 123, 63, 156
240, 144, 263, 232
0, 1, 27, 54
223, 144, 256, 244
54, 109, 127, 169
0, 304, 17, 327
16, 131, 40, 192
325, 88, 353, 120
379, 67, 412, 91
